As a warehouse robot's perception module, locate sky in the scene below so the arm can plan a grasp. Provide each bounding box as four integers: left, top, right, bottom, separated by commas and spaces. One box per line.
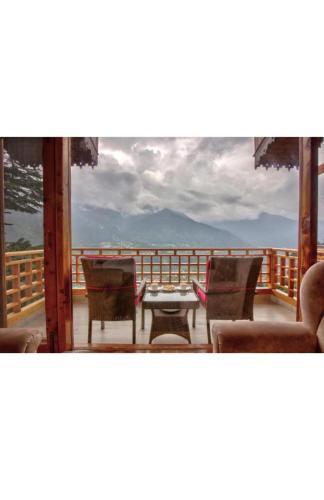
71, 138, 324, 222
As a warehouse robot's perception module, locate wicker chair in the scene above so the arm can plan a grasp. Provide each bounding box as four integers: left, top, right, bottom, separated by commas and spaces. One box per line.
193, 256, 263, 342
81, 256, 146, 344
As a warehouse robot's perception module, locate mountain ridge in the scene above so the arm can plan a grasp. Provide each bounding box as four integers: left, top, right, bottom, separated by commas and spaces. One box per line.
72, 206, 247, 247
5, 207, 324, 249
5, 206, 246, 247
212, 212, 324, 248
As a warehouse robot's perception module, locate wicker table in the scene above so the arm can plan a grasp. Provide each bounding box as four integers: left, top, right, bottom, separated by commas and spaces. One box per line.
142, 290, 199, 344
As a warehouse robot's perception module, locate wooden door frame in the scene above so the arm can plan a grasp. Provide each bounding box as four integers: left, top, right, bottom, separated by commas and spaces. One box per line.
43, 138, 73, 352
296, 137, 320, 320
0, 139, 7, 328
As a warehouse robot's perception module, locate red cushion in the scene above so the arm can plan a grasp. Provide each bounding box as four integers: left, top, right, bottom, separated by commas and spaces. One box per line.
135, 293, 141, 306
197, 287, 207, 306
83, 255, 133, 260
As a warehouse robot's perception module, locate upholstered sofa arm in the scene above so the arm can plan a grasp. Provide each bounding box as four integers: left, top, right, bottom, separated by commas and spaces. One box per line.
136, 278, 147, 300
192, 278, 207, 295
212, 321, 317, 353
0, 328, 43, 353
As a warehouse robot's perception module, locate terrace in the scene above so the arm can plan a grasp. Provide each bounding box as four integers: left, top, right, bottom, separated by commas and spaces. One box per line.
6, 245, 321, 347
0, 136, 322, 352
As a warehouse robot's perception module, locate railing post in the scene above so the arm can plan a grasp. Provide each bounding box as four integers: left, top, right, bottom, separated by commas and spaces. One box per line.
35, 258, 43, 295
25, 260, 33, 300
75, 254, 80, 285
288, 256, 293, 298
288, 255, 297, 299
279, 255, 285, 290
269, 249, 276, 292
11, 263, 21, 314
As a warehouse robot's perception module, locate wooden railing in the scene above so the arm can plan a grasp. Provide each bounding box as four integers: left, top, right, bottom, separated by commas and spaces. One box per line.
5, 249, 44, 322
270, 248, 298, 303
72, 247, 273, 289
5, 246, 324, 322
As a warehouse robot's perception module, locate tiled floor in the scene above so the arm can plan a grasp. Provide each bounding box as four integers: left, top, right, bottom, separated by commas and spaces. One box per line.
13, 295, 295, 345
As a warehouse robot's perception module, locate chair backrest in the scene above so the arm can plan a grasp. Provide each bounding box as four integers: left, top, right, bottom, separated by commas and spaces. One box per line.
81, 256, 137, 321
300, 261, 324, 336
205, 256, 263, 320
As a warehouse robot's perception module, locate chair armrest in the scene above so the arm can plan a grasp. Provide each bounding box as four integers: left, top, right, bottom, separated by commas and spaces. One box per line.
136, 278, 147, 299
0, 328, 42, 353
212, 321, 317, 353
192, 278, 207, 294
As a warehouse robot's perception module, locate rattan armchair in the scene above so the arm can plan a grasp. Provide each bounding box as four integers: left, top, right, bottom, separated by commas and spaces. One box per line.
193, 256, 262, 342
81, 256, 146, 344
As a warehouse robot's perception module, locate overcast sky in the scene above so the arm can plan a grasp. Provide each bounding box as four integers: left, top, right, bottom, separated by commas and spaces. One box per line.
71, 138, 324, 222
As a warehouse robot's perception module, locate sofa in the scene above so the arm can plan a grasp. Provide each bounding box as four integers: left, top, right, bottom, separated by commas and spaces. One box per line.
212, 261, 324, 353
0, 328, 42, 353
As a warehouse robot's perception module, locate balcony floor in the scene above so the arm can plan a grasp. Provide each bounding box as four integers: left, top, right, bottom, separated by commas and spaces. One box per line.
12, 295, 295, 346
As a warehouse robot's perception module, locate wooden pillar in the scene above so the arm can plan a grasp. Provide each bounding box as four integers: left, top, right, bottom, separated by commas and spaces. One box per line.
297, 137, 320, 319
0, 139, 7, 327
43, 138, 73, 352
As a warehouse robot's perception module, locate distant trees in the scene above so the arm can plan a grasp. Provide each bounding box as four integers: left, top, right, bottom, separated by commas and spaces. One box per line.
3, 150, 43, 250
6, 238, 33, 251
4, 150, 43, 215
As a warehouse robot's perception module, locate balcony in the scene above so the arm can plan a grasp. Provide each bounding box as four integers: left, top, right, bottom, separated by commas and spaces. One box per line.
6, 245, 320, 346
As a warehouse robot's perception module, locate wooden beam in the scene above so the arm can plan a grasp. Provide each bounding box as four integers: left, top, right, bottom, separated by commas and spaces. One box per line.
43, 138, 73, 352
73, 343, 213, 353
297, 138, 320, 319
318, 163, 324, 175
0, 139, 7, 327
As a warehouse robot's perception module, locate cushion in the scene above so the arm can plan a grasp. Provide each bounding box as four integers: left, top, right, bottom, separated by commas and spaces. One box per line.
212, 321, 317, 353
135, 286, 143, 305
0, 328, 43, 353
197, 287, 207, 306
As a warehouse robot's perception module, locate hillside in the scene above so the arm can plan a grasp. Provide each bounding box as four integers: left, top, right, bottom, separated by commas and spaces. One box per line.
214, 212, 324, 248
71, 207, 247, 247
121, 209, 246, 247
5, 206, 246, 248
5, 211, 43, 246
6, 206, 324, 249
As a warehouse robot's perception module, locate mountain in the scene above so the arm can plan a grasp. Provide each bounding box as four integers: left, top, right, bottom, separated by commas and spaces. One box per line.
5, 206, 246, 247
213, 212, 324, 248
72, 205, 124, 246
71, 207, 246, 247
5, 211, 43, 246
7, 206, 324, 249
120, 209, 246, 247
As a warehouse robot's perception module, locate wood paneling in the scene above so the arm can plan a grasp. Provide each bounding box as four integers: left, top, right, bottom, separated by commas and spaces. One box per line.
0, 139, 7, 327
254, 137, 299, 170
4, 137, 98, 168
43, 138, 73, 352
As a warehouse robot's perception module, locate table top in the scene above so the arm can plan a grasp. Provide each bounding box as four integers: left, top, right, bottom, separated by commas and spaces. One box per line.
143, 290, 199, 309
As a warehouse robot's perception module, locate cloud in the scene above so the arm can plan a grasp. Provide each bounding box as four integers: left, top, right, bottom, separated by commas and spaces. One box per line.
71, 137, 323, 222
